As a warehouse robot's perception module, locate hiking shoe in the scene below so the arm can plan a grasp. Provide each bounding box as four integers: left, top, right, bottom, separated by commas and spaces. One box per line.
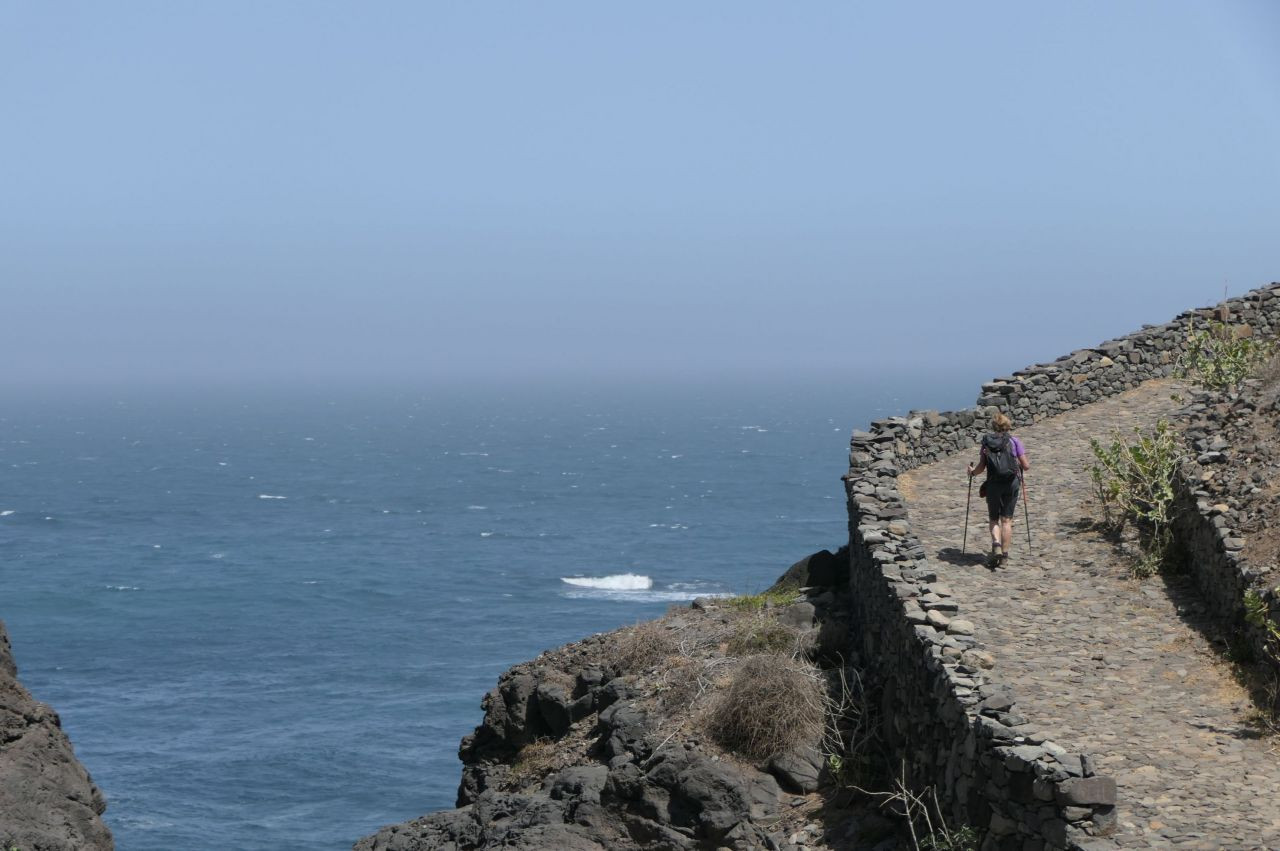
987, 543, 1001, 567
996, 548, 1009, 566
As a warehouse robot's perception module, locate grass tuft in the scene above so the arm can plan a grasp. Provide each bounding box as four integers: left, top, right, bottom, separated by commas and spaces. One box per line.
722, 586, 804, 613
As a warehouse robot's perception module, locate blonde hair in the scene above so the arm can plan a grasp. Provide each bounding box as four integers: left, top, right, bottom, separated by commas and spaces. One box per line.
991, 413, 1013, 433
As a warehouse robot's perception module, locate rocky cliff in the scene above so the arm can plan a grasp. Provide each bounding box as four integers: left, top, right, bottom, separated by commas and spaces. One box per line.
0, 621, 114, 851
354, 550, 913, 851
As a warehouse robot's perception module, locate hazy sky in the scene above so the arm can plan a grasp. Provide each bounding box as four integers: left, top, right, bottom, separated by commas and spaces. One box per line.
3, 2, 1278, 390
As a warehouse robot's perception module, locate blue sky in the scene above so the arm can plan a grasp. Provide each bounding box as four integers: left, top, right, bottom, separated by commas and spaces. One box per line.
2, 2, 1278, 389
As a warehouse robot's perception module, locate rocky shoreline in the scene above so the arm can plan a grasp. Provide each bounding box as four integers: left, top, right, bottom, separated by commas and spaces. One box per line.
354, 550, 917, 851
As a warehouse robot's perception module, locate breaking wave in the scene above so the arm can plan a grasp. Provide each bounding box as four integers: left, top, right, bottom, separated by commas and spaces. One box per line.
560, 574, 652, 591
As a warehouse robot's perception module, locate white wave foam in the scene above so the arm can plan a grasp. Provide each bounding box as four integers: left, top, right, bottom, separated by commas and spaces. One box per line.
560, 574, 652, 591
480, 531, 494, 537
106, 585, 141, 592
0, 510, 13, 516
468, 505, 487, 510
561, 587, 730, 604
258, 494, 287, 500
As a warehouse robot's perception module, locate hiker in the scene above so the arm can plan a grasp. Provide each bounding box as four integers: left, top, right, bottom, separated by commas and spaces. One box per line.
967, 412, 1030, 566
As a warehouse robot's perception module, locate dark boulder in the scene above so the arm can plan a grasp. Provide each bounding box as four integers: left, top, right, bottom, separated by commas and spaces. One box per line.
768, 743, 827, 793
536, 681, 573, 736
769, 547, 849, 591
549, 765, 609, 805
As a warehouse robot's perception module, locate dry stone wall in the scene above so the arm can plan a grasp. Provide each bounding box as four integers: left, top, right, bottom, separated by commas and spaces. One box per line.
843, 282, 1280, 850
1173, 384, 1280, 691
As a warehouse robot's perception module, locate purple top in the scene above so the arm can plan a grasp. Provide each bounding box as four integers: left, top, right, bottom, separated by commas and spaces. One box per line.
980, 434, 1025, 461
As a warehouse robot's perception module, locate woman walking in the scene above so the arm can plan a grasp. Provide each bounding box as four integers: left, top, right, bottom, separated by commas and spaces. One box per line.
967, 412, 1030, 567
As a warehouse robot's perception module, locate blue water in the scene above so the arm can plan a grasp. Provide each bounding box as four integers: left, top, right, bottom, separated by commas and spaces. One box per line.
0, 376, 969, 850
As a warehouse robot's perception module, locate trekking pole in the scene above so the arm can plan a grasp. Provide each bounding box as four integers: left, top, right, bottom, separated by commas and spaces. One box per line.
1019, 470, 1032, 551
962, 465, 974, 554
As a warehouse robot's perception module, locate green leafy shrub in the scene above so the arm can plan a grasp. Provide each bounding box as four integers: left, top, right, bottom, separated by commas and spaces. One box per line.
1243, 589, 1280, 726
1245, 590, 1276, 633
1177, 320, 1272, 391
1244, 590, 1280, 650
1089, 420, 1182, 576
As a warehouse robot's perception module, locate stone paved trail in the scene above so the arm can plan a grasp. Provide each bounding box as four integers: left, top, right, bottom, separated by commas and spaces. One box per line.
900, 380, 1280, 850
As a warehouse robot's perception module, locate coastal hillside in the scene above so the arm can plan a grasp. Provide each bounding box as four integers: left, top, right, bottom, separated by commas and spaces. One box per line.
353, 551, 924, 851
359, 283, 1280, 850
0, 621, 114, 851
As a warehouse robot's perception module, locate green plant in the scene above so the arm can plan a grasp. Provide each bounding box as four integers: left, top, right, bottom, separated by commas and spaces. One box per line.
1090, 420, 1182, 577
920, 825, 979, 851
723, 586, 803, 613
1241, 589, 1280, 730
1177, 319, 1273, 391
1244, 590, 1280, 653
1245, 590, 1279, 635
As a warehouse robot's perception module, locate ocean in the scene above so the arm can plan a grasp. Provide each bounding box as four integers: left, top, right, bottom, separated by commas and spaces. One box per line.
0, 375, 971, 850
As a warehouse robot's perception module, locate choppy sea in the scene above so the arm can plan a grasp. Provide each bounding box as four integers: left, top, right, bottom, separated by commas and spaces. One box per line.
0, 376, 971, 850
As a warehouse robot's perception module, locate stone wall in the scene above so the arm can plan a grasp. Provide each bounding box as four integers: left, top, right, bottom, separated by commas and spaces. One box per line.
845, 461, 1115, 851
1172, 385, 1280, 691
865, 282, 1280, 475
843, 282, 1280, 850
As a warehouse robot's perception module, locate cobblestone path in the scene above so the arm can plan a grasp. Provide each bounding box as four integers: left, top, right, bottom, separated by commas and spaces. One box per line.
900, 380, 1280, 850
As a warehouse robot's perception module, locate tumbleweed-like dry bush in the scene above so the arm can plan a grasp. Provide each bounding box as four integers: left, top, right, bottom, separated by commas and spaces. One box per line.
611, 619, 679, 673
705, 654, 825, 761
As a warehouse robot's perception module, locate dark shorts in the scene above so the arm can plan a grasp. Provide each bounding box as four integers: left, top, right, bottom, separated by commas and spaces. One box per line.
985, 479, 1020, 520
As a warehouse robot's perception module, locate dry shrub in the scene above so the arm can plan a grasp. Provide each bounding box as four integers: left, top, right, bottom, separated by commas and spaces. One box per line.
613, 620, 678, 673
655, 654, 704, 711
706, 655, 825, 761
726, 613, 806, 657
508, 737, 559, 785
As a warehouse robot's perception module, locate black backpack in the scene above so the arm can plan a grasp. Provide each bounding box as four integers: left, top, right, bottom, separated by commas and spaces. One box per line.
982, 433, 1019, 482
